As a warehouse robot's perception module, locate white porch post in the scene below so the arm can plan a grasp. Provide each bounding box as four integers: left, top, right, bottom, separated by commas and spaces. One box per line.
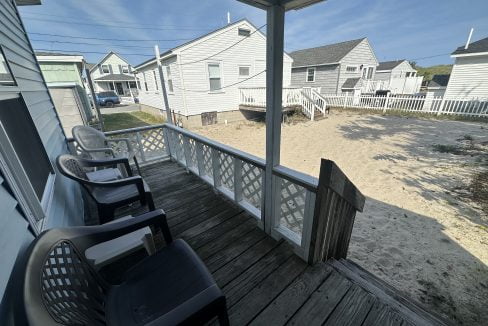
264, 4, 285, 234
154, 45, 174, 124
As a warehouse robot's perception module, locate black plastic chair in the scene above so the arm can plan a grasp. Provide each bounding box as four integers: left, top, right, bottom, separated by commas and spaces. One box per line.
56, 154, 155, 224
72, 125, 141, 175
22, 210, 229, 326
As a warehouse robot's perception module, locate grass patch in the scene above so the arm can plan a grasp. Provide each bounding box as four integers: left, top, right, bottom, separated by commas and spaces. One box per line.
102, 111, 165, 132
432, 144, 465, 155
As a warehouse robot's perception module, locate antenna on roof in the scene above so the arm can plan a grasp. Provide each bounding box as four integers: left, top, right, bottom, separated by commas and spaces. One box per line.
227, 12, 231, 24
465, 27, 474, 49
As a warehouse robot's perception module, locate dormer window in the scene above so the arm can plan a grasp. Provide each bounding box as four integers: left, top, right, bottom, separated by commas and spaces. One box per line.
121, 65, 129, 73
102, 65, 110, 73
238, 28, 251, 37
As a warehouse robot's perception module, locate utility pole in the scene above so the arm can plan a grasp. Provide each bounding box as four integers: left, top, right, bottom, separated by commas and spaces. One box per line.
154, 45, 173, 124
85, 68, 104, 131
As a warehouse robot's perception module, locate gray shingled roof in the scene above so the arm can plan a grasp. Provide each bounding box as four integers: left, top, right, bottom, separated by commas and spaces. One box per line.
377, 60, 405, 71
289, 38, 365, 68
86, 63, 96, 70
94, 74, 134, 81
428, 74, 450, 87
35, 51, 82, 57
342, 77, 361, 89
452, 36, 488, 55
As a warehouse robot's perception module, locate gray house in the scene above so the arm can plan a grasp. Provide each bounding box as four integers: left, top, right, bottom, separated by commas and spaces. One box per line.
289, 38, 378, 94
0, 0, 84, 321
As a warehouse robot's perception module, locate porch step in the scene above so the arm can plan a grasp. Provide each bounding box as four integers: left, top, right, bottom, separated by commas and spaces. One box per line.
312, 110, 328, 121
327, 258, 451, 326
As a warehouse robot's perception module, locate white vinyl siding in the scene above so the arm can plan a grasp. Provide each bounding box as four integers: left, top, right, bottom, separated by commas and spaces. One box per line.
291, 65, 339, 94
444, 55, 488, 99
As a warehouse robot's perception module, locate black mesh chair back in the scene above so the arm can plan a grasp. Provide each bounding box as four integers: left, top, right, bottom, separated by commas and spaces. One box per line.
24, 229, 109, 326
56, 154, 89, 182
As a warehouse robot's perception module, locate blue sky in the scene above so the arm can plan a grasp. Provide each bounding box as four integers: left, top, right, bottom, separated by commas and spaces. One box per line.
19, 0, 488, 67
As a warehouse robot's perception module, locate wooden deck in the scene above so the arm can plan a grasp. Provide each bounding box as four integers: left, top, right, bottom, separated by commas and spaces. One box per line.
94, 160, 447, 326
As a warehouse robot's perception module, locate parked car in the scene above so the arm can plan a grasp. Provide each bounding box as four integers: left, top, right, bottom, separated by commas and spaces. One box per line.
95, 91, 120, 107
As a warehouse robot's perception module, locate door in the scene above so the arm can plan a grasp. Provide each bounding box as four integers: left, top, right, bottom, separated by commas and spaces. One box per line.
115, 82, 124, 95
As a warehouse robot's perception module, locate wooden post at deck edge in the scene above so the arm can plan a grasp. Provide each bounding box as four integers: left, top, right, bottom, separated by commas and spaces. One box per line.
307, 159, 366, 264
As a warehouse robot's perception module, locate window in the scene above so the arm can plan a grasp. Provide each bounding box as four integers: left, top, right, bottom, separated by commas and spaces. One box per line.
0, 96, 55, 232
166, 66, 173, 93
129, 81, 137, 88
362, 66, 374, 80
143, 72, 148, 91
306, 67, 315, 82
238, 28, 251, 37
153, 70, 158, 90
137, 79, 141, 90
346, 66, 357, 73
121, 65, 129, 73
367, 67, 374, 79
0, 47, 15, 86
208, 63, 222, 91
109, 83, 114, 91
238, 66, 250, 78
101, 65, 110, 73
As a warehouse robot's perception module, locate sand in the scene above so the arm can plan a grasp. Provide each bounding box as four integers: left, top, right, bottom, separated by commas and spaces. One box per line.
193, 111, 488, 325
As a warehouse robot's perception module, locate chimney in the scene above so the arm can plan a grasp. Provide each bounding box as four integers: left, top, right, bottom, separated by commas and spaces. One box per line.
465, 27, 474, 49
227, 11, 230, 24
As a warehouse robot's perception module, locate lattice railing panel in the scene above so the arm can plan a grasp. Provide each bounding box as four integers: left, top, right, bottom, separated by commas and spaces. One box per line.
219, 152, 234, 190
242, 163, 263, 209
278, 177, 306, 235
202, 144, 213, 178
139, 128, 166, 160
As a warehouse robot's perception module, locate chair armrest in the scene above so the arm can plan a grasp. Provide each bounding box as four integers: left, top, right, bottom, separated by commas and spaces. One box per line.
68, 210, 173, 253
106, 138, 134, 157
82, 157, 133, 176
82, 147, 116, 157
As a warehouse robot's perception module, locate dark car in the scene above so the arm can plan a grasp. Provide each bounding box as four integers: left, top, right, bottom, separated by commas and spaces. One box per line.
96, 91, 120, 107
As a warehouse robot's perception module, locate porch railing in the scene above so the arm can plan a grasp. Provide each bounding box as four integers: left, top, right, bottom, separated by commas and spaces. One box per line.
67, 123, 364, 263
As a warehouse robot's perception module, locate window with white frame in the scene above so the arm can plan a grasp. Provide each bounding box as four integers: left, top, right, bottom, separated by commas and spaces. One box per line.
121, 65, 129, 73
238, 65, 250, 78
0, 95, 55, 232
306, 67, 315, 82
0, 47, 15, 86
166, 66, 173, 93
153, 70, 158, 90
208, 63, 222, 91
143, 72, 148, 91
101, 65, 110, 73
346, 66, 357, 73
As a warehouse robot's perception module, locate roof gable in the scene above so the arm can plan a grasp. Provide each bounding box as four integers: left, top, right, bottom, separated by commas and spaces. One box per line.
452, 36, 488, 56
289, 38, 365, 68
377, 60, 406, 71
90, 51, 130, 72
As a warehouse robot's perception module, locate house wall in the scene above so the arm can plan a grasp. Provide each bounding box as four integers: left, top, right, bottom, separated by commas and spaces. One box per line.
338, 39, 378, 93
390, 61, 416, 78
0, 0, 84, 313
135, 21, 293, 121
91, 52, 133, 79
290, 64, 339, 94
38, 62, 84, 86
374, 71, 391, 81
444, 55, 488, 99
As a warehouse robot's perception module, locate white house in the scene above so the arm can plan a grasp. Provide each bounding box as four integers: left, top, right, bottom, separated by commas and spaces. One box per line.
444, 36, 488, 99
133, 19, 293, 127
373, 60, 423, 94
289, 38, 378, 95
88, 51, 137, 97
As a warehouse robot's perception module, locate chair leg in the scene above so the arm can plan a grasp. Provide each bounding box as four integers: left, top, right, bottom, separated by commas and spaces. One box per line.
133, 156, 142, 175
146, 192, 156, 211
218, 308, 230, 326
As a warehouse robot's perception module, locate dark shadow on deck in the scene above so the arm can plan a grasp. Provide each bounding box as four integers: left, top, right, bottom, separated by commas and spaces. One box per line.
86, 161, 456, 326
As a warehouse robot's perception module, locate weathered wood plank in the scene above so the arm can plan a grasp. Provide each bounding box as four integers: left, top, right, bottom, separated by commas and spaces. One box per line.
170, 201, 233, 233
287, 271, 351, 326
323, 284, 375, 326
250, 262, 334, 326
362, 301, 406, 326
228, 255, 307, 326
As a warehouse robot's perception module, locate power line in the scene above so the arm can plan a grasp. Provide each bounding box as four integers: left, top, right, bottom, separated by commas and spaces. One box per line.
28, 32, 192, 42
172, 70, 266, 93
30, 39, 170, 50
407, 53, 451, 61
34, 48, 154, 57
23, 16, 213, 31
21, 12, 218, 29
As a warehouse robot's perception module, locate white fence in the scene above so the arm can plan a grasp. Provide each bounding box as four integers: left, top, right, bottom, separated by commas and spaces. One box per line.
323, 93, 488, 117
362, 76, 423, 94
239, 87, 328, 121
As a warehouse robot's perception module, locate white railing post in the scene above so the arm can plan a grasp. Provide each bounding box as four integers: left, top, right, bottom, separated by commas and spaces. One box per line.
196, 142, 204, 176
437, 96, 447, 116
135, 132, 146, 162
211, 148, 221, 188
233, 159, 243, 203
382, 93, 390, 113
162, 127, 173, 159
182, 135, 191, 171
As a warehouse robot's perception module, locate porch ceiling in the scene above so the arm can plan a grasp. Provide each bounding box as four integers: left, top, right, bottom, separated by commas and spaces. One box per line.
237, 0, 325, 10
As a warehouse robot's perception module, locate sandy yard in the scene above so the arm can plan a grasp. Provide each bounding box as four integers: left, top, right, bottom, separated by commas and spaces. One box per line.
192, 111, 488, 325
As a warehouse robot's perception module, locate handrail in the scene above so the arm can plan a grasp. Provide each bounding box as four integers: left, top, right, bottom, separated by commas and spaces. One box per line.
104, 124, 166, 135
272, 165, 318, 193
164, 123, 266, 169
